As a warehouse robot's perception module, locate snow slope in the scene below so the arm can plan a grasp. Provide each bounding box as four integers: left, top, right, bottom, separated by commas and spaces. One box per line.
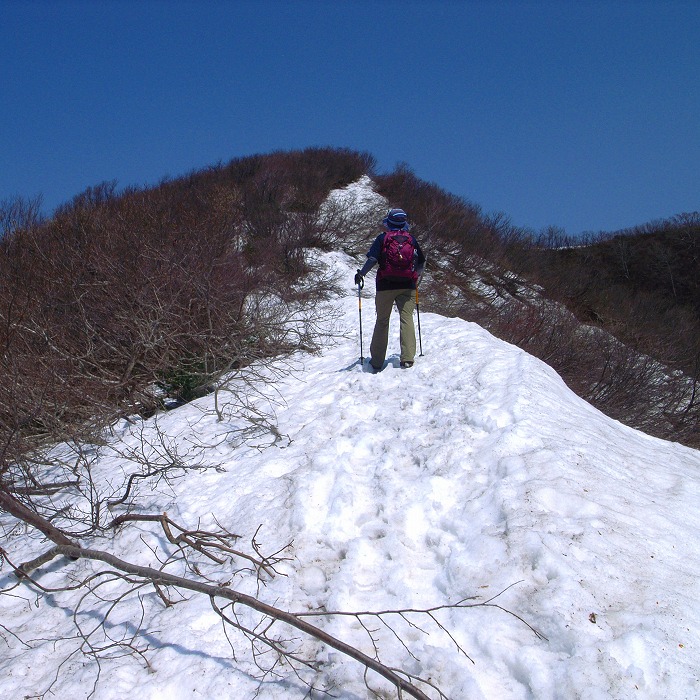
1, 248, 699, 700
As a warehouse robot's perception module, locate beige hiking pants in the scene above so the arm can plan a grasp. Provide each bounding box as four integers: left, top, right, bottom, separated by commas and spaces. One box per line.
370, 288, 416, 369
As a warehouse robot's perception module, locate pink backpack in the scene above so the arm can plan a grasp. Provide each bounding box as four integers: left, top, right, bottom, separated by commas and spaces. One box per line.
378, 230, 418, 281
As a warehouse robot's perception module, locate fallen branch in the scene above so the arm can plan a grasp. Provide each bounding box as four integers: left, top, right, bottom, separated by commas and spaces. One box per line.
0, 489, 79, 550
2, 490, 542, 700
108, 513, 288, 582
15, 543, 434, 700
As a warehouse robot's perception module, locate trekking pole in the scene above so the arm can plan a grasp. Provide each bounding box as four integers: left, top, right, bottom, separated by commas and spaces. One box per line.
415, 285, 424, 356
357, 277, 365, 363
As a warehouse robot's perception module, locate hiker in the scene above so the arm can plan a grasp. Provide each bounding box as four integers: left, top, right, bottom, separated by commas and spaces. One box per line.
354, 208, 426, 372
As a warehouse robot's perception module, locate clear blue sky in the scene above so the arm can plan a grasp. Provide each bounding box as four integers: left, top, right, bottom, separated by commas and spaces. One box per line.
2, 0, 698, 236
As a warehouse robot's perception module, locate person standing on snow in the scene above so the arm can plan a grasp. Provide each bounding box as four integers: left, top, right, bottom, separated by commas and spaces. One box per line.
354, 208, 426, 372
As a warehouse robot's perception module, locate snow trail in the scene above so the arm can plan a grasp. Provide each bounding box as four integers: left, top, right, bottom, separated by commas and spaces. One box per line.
1, 250, 699, 699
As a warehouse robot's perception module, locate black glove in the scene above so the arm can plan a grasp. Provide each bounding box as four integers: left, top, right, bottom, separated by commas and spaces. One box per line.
354, 271, 364, 286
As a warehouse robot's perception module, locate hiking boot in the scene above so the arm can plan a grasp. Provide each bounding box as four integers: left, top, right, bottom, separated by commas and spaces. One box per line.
400, 361, 414, 369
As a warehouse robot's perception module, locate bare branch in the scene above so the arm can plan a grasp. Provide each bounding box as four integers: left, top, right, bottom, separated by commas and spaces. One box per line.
13, 542, 434, 700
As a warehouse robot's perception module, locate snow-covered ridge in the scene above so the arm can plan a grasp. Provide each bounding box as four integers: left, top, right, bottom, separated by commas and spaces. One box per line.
321, 174, 387, 215
1, 248, 698, 699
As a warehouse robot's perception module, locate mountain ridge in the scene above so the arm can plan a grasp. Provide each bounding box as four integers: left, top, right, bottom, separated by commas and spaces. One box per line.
4, 249, 699, 698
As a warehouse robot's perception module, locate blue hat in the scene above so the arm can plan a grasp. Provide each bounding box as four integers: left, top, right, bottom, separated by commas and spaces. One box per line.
383, 208, 409, 230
